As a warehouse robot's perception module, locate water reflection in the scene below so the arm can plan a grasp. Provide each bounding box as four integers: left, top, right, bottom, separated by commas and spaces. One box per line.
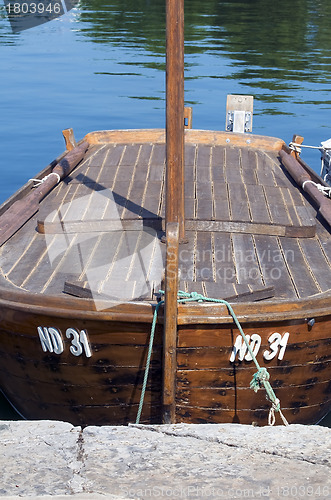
76, 0, 331, 92
67, 0, 331, 146
2, 0, 331, 115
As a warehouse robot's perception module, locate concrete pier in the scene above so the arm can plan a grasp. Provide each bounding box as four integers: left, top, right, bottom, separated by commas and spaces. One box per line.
0, 421, 330, 499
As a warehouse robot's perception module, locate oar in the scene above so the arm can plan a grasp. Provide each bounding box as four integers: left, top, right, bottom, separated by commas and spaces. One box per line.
279, 149, 331, 227
0, 140, 89, 247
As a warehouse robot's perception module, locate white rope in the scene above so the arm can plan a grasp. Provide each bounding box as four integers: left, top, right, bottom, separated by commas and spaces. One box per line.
289, 141, 331, 151
302, 180, 331, 198
30, 172, 61, 187
268, 398, 289, 426
289, 140, 331, 189
289, 142, 322, 154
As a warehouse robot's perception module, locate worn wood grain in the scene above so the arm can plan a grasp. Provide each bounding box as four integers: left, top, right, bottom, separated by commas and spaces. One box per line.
280, 238, 320, 298
175, 403, 330, 426
163, 222, 179, 423
166, 0, 185, 240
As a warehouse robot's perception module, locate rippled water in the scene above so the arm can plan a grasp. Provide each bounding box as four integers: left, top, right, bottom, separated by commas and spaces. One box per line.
0, 0, 330, 424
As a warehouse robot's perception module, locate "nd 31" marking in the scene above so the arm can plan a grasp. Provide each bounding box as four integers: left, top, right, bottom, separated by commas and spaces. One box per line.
230, 332, 290, 362
38, 327, 92, 358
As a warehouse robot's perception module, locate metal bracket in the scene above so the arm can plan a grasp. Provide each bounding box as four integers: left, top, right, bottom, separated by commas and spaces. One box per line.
320, 138, 331, 185
225, 95, 253, 133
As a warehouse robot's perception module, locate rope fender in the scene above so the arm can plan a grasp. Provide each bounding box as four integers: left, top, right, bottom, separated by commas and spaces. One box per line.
136, 290, 289, 427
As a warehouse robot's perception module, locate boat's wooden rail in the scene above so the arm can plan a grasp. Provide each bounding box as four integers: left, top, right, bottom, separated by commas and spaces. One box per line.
0, 272, 330, 325
280, 148, 331, 228
85, 128, 285, 152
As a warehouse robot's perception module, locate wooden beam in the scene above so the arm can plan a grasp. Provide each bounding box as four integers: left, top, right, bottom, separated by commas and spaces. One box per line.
280, 149, 331, 228
163, 222, 179, 424
184, 107, 193, 129
166, 0, 185, 240
291, 134, 304, 159
85, 129, 285, 152
38, 217, 316, 238
0, 141, 88, 247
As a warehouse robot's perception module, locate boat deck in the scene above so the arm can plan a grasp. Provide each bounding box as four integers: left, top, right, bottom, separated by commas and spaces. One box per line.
1, 134, 330, 303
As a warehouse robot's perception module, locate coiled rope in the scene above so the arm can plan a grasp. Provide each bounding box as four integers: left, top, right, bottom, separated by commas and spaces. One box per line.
136, 290, 289, 426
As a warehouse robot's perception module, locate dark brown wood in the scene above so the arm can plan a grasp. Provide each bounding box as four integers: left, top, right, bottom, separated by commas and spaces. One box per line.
166, 0, 185, 240
163, 222, 179, 423
0, 292, 329, 425
0, 141, 88, 247
176, 361, 331, 388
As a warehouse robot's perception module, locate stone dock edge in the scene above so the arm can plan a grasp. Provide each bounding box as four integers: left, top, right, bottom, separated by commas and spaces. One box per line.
0, 421, 330, 499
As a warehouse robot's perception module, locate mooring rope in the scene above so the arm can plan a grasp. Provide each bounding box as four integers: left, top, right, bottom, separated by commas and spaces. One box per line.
136, 290, 289, 426
302, 179, 331, 198
289, 141, 323, 153
136, 299, 164, 424
289, 140, 331, 181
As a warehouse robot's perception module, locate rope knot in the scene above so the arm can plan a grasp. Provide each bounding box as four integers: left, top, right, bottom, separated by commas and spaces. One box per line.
177, 290, 205, 302
189, 291, 204, 302
250, 367, 270, 393
271, 397, 281, 413
289, 142, 302, 154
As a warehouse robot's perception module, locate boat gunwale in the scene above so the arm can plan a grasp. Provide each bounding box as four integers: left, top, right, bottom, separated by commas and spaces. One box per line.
0, 138, 86, 218
85, 128, 285, 151
0, 275, 330, 325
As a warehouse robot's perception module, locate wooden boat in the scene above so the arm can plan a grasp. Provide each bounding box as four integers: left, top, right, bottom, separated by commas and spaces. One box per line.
0, 1, 330, 426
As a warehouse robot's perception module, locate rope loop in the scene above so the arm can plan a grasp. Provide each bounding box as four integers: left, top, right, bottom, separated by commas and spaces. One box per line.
30, 172, 61, 187
268, 398, 289, 426
302, 179, 331, 198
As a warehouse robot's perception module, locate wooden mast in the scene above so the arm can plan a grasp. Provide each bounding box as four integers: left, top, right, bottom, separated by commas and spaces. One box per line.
165, 0, 185, 237
163, 0, 185, 424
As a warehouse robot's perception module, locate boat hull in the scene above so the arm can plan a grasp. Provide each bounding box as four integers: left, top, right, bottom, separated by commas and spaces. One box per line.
0, 287, 330, 426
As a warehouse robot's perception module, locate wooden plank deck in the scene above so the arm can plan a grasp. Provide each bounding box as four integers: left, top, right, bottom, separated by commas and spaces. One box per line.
0, 141, 330, 302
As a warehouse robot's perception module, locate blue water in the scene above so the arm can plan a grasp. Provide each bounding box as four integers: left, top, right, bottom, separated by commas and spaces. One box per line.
1, 1, 331, 204
0, 0, 330, 424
